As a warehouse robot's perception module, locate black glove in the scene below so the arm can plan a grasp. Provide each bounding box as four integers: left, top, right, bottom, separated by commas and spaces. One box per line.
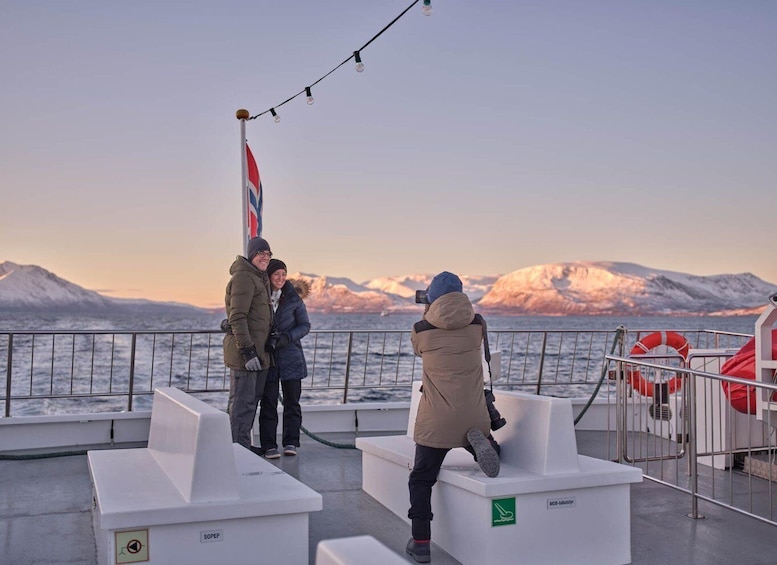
275, 333, 291, 349
220, 319, 231, 333
239, 346, 262, 371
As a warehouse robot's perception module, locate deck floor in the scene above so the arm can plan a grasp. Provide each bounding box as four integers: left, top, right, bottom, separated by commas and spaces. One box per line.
1, 431, 776, 564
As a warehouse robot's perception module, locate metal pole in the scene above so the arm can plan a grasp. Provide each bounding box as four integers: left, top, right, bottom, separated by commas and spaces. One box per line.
127, 333, 137, 412
687, 368, 704, 519
237, 109, 250, 256
342, 333, 354, 404
5, 334, 12, 418
535, 332, 547, 395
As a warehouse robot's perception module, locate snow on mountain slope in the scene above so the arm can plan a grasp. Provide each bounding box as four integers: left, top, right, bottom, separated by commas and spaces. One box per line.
2, 260, 775, 315
0, 262, 202, 313
477, 262, 777, 315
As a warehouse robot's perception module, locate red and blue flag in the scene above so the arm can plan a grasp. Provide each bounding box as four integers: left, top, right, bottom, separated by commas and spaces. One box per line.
245, 143, 263, 238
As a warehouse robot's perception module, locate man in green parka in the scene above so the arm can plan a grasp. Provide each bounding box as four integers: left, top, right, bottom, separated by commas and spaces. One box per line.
223, 236, 274, 450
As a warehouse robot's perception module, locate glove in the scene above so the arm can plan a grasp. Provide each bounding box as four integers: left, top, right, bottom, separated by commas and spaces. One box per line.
220, 319, 231, 333
275, 333, 291, 349
245, 357, 262, 371
240, 346, 262, 372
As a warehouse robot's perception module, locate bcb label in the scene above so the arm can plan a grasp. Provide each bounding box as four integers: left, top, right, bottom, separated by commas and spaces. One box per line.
547, 497, 576, 509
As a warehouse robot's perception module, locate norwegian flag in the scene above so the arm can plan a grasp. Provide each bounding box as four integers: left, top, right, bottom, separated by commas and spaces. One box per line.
245, 143, 263, 238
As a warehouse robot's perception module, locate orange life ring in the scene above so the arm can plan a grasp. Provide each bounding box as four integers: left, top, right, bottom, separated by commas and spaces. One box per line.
628, 331, 690, 397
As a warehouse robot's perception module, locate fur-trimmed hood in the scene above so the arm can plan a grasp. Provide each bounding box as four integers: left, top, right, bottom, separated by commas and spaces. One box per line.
289, 278, 311, 300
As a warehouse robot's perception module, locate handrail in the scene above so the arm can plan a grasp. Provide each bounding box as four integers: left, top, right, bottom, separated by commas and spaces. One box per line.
608, 352, 777, 525
1, 327, 753, 417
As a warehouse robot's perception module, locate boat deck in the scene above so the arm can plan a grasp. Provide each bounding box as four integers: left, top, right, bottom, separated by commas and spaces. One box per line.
2, 430, 776, 564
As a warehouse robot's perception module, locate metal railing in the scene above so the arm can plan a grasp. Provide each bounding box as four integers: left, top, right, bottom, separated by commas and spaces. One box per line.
608, 353, 777, 527
2, 323, 775, 526
1, 326, 752, 417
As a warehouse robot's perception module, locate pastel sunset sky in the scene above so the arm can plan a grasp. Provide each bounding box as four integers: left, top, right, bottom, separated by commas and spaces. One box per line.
2, 1, 775, 307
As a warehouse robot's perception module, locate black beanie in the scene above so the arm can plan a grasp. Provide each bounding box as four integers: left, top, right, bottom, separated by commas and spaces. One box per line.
266, 258, 287, 278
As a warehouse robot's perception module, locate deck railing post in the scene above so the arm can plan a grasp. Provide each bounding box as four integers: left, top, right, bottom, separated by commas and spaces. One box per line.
615, 360, 625, 463
686, 368, 703, 519
127, 333, 137, 412
342, 332, 354, 404
4, 334, 12, 418
535, 332, 548, 395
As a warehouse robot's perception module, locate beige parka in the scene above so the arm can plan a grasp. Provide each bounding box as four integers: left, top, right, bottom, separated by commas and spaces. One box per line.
223, 256, 273, 370
410, 292, 491, 448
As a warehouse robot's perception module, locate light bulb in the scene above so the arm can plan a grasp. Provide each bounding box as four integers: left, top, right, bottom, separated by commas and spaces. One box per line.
270, 108, 281, 123
353, 50, 365, 73
306, 87, 314, 105
422, 0, 433, 16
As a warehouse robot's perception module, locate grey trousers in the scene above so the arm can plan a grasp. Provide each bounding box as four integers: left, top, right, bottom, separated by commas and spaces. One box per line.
229, 368, 269, 449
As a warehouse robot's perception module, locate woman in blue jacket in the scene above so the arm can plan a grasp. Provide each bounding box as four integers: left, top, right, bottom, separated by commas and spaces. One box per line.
258, 259, 311, 458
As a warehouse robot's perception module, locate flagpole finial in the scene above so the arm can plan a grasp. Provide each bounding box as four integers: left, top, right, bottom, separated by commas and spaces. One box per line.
236, 109, 250, 120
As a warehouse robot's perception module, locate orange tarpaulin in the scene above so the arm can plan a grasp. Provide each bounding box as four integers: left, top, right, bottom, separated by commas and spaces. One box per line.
720, 329, 777, 414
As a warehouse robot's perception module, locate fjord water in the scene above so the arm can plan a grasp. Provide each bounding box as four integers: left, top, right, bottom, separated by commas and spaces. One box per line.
0, 310, 761, 334
1, 310, 760, 415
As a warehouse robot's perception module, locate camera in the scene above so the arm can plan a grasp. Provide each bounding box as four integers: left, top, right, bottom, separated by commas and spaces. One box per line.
265, 330, 280, 352
484, 389, 506, 431
415, 289, 429, 304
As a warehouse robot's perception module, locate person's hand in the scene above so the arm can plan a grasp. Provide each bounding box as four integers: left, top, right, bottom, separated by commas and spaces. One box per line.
276, 333, 291, 349
220, 319, 231, 333
240, 346, 262, 371
244, 357, 262, 371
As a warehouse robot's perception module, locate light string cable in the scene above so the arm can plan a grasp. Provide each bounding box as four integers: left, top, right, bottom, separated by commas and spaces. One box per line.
248, 0, 423, 121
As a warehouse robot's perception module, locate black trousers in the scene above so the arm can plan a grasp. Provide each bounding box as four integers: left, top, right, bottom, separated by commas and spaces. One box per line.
408, 444, 450, 538
408, 437, 499, 540
259, 368, 303, 450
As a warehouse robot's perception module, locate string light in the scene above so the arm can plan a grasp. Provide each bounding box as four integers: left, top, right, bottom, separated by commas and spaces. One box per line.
353, 51, 365, 73
247, 0, 423, 123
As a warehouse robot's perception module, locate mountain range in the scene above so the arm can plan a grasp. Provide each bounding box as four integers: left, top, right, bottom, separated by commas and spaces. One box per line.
0, 261, 203, 314
1, 260, 776, 316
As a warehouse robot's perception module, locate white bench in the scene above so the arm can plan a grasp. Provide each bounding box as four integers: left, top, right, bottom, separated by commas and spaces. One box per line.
356, 382, 642, 565
88, 387, 322, 565
315, 535, 406, 565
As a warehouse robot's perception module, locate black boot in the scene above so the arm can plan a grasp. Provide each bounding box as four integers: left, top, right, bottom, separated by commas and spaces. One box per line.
406, 538, 431, 563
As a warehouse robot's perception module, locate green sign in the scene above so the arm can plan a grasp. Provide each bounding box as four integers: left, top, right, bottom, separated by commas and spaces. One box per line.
491, 497, 516, 527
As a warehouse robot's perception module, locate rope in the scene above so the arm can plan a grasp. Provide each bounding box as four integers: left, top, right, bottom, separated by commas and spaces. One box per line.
281, 390, 358, 449
573, 326, 626, 426
0, 450, 87, 461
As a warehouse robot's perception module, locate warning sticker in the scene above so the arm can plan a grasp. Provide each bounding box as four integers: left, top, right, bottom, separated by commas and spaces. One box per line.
115, 529, 149, 564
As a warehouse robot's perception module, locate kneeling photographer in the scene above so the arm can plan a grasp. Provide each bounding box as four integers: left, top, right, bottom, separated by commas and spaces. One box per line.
405, 271, 501, 564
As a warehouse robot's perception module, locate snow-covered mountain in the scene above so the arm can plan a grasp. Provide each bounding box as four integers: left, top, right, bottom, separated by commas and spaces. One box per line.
0, 262, 203, 313
362, 274, 498, 302
477, 261, 777, 316
2, 260, 775, 316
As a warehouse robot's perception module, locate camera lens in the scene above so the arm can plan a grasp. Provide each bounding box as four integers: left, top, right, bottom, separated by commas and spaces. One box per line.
484, 389, 506, 431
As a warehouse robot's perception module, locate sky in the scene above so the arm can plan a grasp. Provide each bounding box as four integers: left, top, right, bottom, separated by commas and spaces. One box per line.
1, 1, 775, 308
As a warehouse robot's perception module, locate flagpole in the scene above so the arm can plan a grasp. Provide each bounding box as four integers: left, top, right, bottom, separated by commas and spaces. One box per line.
236, 108, 250, 257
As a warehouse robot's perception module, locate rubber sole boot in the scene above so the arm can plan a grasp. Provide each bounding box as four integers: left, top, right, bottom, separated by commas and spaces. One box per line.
466, 427, 500, 477
406, 538, 431, 563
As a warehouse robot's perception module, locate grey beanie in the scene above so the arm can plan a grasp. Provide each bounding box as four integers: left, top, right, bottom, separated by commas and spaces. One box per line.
246, 237, 271, 261
427, 271, 463, 303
